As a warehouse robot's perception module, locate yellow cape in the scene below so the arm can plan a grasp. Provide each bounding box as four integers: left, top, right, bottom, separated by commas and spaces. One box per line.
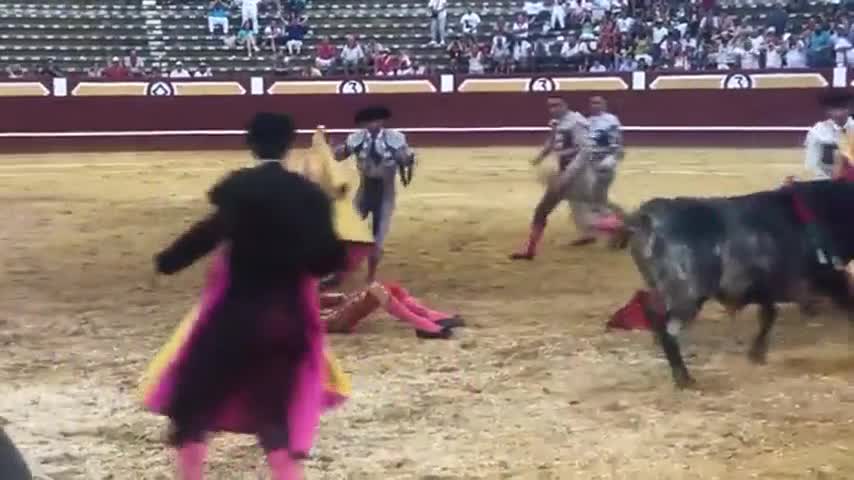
289, 128, 373, 245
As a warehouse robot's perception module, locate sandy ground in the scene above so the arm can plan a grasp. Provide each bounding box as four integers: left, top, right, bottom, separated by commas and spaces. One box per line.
0, 147, 852, 480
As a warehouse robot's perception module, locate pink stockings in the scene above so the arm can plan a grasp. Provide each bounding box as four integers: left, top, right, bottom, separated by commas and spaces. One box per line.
176, 443, 303, 480
321, 281, 459, 336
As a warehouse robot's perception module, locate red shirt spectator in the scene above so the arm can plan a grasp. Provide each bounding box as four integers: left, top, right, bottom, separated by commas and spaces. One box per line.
102, 57, 129, 79
374, 50, 398, 75
316, 39, 336, 61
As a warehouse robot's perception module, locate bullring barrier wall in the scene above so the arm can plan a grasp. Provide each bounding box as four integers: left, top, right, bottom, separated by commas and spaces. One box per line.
0, 68, 850, 152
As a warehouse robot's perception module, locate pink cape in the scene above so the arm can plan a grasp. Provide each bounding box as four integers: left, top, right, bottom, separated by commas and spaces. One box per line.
142, 248, 333, 455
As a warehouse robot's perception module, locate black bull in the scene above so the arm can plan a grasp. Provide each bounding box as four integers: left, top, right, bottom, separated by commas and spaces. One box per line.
612, 181, 854, 388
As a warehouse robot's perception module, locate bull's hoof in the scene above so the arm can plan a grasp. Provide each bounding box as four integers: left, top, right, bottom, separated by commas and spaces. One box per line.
748, 347, 768, 365
673, 373, 697, 389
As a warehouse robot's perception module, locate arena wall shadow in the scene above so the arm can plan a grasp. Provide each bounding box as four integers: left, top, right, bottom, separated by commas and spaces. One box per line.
0, 82, 843, 152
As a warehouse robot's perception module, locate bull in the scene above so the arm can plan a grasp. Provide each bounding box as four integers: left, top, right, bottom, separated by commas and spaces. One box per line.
603, 180, 854, 388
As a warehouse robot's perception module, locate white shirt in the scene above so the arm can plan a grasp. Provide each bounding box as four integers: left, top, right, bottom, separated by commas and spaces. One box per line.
460, 12, 481, 33
242, 0, 261, 10
428, 0, 446, 11
523, 0, 545, 15
169, 68, 191, 78
340, 44, 364, 62
735, 47, 760, 70
194, 69, 213, 77
834, 36, 852, 65
616, 16, 634, 33
589, 63, 607, 72
560, 42, 584, 58
766, 46, 783, 68
785, 43, 807, 68
804, 118, 854, 179
652, 26, 669, 44
512, 21, 529, 38
513, 39, 533, 60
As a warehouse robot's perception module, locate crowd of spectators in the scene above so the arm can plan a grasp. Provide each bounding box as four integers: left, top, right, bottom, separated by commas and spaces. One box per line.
441, 0, 854, 74
208, 0, 308, 62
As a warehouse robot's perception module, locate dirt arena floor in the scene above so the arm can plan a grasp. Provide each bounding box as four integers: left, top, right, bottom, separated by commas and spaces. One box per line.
1, 146, 853, 480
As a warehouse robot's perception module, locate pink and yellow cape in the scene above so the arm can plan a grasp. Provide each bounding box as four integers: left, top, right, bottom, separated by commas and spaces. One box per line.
139, 128, 371, 435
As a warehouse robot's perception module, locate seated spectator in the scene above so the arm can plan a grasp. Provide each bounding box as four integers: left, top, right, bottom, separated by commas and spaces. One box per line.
447, 39, 465, 72
511, 13, 530, 40
460, 8, 481, 35
616, 10, 633, 35
123, 49, 145, 76
616, 51, 637, 70
148, 65, 164, 77
6, 64, 25, 78
588, 58, 606, 72
523, 0, 546, 22
194, 63, 214, 77
264, 19, 285, 53
315, 36, 337, 73
238, 20, 259, 57
169, 61, 192, 78
513, 38, 533, 72
834, 25, 852, 66
560, 35, 586, 69
286, 16, 308, 55
39, 58, 64, 77
532, 35, 554, 71
340, 34, 365, 75
86, 59, 104, 78
374, 48, 398, 76
397, 50, 414, 75
490, 30, 512, 73
467, 43, 486, 74
102, 56, 129, 79
673, 45, 691, 70
301, 64, 322, 77
208, 0, 230, 35
734, 39, 760, 70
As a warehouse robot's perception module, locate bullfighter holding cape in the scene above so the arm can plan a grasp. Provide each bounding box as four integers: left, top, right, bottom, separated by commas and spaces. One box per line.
139, 113, 353, 480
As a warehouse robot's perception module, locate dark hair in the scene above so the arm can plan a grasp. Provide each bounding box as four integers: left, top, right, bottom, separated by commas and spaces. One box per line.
246, 112, 296, 160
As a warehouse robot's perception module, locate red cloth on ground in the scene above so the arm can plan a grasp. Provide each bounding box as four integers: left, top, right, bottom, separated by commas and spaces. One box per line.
607, 290, 653, 331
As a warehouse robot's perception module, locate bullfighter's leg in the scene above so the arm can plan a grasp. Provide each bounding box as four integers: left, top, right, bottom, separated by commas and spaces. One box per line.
367, 188, 395, 283
748, 302, 777, 365
370, 282, 452, 339
510, 188, 561, 260
169, 425, 208, 480
385, 282, 465, 328
568, 199, 597, 246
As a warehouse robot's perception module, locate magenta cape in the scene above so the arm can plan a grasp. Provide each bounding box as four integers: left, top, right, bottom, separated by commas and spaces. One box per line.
140, 247, 345, 454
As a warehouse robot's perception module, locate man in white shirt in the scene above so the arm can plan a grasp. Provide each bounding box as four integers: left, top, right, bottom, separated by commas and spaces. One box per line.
616, 11, 634, 34
785, 39, 807, 68
340, 35, 365, 74
460, 9, 481, 35
194, 63, 214, 77
765, 42, 783, 68
169, 61, 192, 78
427, 0, 447, 46
804, 93, 854, 179
652, 21, 669, 45
551, 0, 567, 31
734, 40, 760, 70
241, 0, 260, 34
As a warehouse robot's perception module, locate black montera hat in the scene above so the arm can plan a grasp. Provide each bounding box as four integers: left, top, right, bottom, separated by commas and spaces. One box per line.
246, 112, 296, 157
354, 106, 391, 125
820, 91, 853, 109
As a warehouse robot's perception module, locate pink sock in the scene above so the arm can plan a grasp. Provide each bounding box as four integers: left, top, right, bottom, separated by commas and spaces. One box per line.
389, 284, 451, 321
267, 450, 303, 480
176, 443, 207, 480
385, 294, 442, 333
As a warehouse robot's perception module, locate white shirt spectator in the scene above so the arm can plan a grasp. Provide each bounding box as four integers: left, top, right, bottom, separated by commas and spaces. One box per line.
617, 15, 634, 32
340, 43, 365, 63
241, 0, 261, 33
170, 67, 192, 78
460, 11, 481, 34
652, 26, 669, 44
194, 66, 214, 77
675, 21, 688, 38
766, 45, 783, 68
785, 41, 807, 68
735, 46, 760, 70
589, 61, 607, 72
513, 39, 533, 61
511, 20, 529, 39
560, 40, 586, 58
468, 49, 485, 74
750, 33, 766, 51
523, 0, 545, 16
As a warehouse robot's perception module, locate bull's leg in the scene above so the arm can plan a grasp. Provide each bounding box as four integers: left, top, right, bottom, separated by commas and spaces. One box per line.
748, 303, 777, 365
653, 311, 696, 388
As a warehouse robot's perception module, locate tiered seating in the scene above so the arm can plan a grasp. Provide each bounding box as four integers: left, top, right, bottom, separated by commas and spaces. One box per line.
0, 0, 147, 73
0, 0, 837, 75
157, 0, 519, 74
